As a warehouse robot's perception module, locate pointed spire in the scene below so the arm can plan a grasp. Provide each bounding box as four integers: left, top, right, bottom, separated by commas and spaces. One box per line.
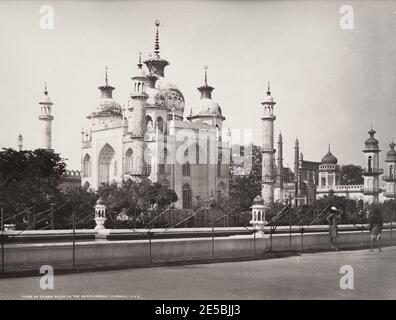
105, 65, 109, 86
44, 82, 48, 95
154, 20, 160, 55
198, 65, 214, 99
328, 144, 331, 152
267, 81, 271, 95
137, 52, 142, 69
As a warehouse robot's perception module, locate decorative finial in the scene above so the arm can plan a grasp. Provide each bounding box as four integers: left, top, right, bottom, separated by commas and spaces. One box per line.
137, 52, 142, 68
105, 66, 109, 86
328, 144, 331, 152
44, 82, 48, 95
154, 20, 160, 55
204, 65, 208, 86
267, 81, 271, 95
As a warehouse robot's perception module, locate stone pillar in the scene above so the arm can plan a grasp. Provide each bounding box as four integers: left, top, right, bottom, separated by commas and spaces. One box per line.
94, 198, 107, 230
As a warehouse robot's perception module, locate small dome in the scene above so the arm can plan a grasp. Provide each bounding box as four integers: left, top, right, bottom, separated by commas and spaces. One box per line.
191, 98, 222, 117
386, 142, 396, 162
253, 195, 264, 205
39, 94, 53, 105
321, 150, 338, 164
262, 94, 274, 104
96, 198, 104, 205
365, 128, 379, 148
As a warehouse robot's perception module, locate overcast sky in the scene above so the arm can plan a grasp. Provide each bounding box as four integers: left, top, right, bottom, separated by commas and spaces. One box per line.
0, 0, 395, 171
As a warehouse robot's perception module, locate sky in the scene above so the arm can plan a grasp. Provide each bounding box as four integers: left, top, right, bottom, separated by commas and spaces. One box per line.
0, 0, 396, 170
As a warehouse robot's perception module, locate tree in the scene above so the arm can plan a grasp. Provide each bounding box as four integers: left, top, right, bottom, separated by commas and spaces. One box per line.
229, 144, 262, 211
340, 164, 363, 185
97, 179, 178, 228
0, 148, 67, 227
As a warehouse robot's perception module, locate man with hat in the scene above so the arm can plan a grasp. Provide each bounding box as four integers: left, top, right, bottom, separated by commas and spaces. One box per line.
327, 206, 340, 251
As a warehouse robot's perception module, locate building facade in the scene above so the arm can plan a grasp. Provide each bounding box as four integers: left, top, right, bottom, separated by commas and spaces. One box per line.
80, 21, 229, 209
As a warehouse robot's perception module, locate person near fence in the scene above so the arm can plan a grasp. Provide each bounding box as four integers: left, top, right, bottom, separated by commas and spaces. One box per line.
369, 208, 383, 252
327, 206, 340, 251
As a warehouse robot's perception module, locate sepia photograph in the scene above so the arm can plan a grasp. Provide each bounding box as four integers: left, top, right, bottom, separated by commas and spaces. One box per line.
0, 0, 395, 307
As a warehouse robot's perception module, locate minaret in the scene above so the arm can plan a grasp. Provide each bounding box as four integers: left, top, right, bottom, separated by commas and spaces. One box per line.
261, 82, 276, 206
383, 140, 396, 199
276, 132, 284, 202
129, 53, 149, 179
17, 134, 23, 151
38, 83, 54, 151
362, 126, 382, 203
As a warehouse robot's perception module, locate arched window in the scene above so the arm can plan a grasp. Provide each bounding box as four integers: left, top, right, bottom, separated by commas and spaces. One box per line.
182, 162, 190, 176
114, 160, 118, 176
182, 183, 192, 209
98, 143, 115, 185
368, 156, 372, 172
125, 148, 133, 173
390, 165, 393, 178
157, 116, 164, 133
146, 115, 153, 131
321, 177, 326, 186
83, 154, 91, 177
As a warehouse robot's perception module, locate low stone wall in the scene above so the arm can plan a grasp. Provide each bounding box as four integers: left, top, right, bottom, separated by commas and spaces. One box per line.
2, 229, 395, 274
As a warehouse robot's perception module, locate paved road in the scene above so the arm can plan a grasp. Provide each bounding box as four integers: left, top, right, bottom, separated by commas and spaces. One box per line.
1, 246, 395, 299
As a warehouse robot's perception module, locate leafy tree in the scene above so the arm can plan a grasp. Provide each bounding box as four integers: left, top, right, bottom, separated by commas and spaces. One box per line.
340, 164, 363, 185
229, 144, 262, 211
97, 179, 178, 228
0, 148, 66, 227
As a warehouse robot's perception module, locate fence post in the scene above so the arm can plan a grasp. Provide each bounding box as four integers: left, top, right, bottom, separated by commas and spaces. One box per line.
253, 229, 256, 257
289, 208, 292, 256
1, 206, 4, 276
72, 208, 76, 270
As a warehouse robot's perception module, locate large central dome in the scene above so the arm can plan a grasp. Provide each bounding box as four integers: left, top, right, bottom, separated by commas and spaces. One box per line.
155, 77, 185, 115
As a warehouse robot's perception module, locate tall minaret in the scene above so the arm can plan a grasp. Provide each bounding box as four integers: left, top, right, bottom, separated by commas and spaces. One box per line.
362, 126, 382, 203
261, 82, 276, 206
129, 53, 149, 179
17, 134, 23, 151
276, 132, 284, 202
38, 83, 54, 150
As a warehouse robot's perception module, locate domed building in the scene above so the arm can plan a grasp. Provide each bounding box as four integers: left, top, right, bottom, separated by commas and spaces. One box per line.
318, 145, 341, 187
80, 21, 229, 210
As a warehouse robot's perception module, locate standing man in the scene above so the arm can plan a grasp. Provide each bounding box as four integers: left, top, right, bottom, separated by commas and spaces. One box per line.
327, 206, 340, 251
369, 208, 383, 252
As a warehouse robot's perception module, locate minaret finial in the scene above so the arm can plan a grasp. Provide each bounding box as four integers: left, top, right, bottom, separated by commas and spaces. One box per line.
105, 65, 109, 86
137, 52, 142, 68
154, 20, 160, 55
204, 65, 208, 86
267, 81, 271, 95
328, 144, 331, 152
44, 82, 48, 95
